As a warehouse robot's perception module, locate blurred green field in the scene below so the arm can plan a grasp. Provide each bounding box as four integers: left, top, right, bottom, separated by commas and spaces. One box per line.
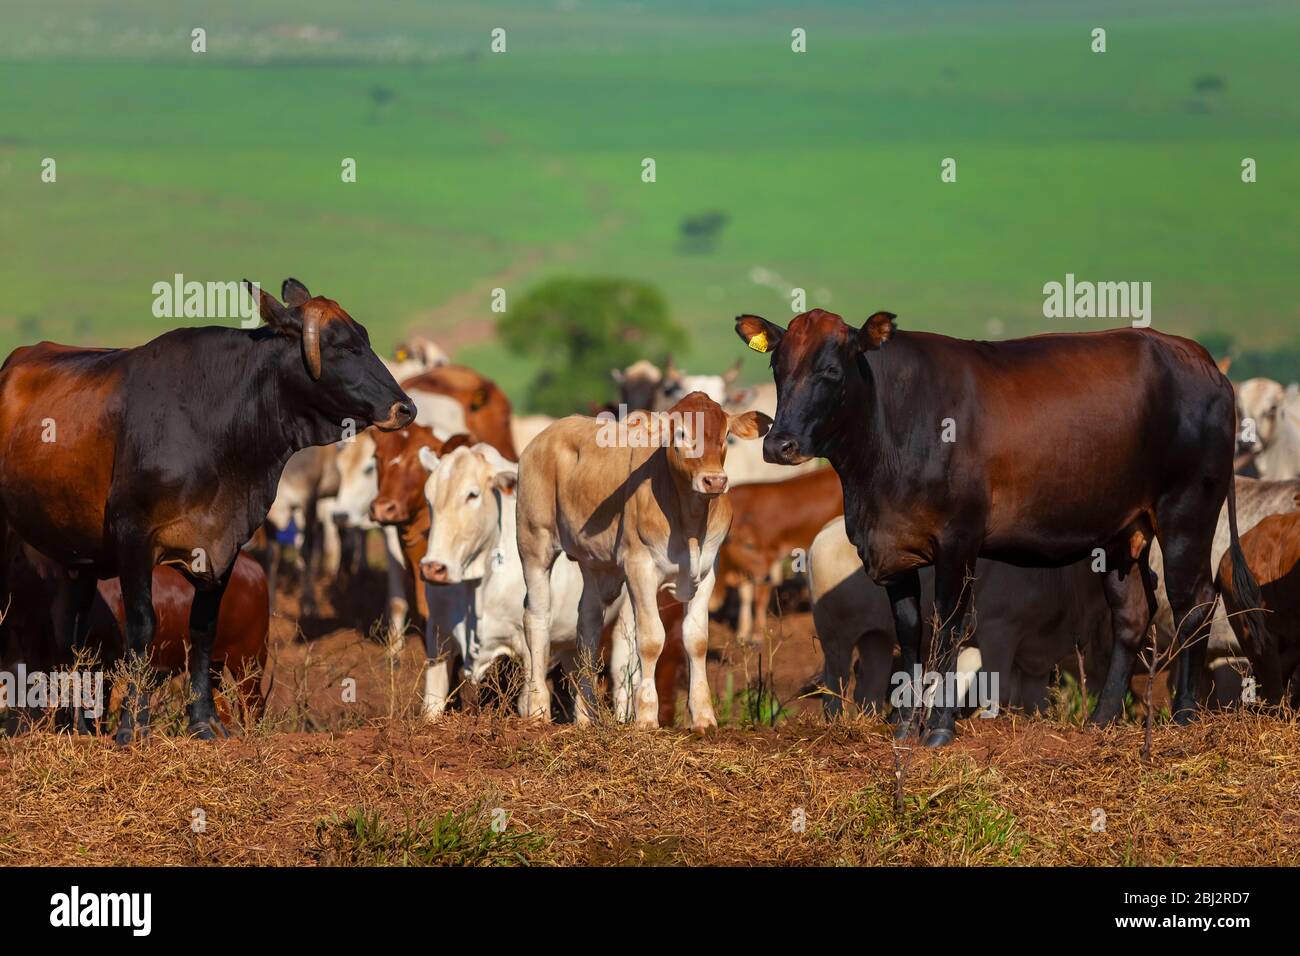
1, 0, 1296, 404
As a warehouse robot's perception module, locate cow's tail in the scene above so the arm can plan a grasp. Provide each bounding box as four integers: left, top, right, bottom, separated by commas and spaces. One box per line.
1223, 476, 1265, 650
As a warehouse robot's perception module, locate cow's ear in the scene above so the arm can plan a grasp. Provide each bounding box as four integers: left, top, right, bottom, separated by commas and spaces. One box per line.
728, 410, 773, 441
469, 386, 490, 411
735, 315, 784, 354
417, 445, 440, 473
244, 280, 295, 330
610, 367, 626, 386
281, 278, 312, 308
857, 311, 897, 352
1216, 356, 1232, 377
722, 357, 743, 386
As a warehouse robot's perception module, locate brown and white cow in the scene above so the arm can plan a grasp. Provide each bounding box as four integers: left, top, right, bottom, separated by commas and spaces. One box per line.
516, 392, 771, 729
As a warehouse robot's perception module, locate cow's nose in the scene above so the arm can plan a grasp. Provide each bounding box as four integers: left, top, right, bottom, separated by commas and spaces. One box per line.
376, 399, 415, 431
420, 560, 449, 584
369, 497, 405, 524
698, 472, 728, 495
764, 432, 799, 464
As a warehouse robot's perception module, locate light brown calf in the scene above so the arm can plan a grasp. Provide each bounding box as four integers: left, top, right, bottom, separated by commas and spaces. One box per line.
516, 392, 771, 729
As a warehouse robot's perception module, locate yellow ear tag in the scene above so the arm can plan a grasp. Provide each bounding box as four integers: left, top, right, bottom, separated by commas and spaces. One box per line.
748, 331, 769, 353
395, 348, 409, 361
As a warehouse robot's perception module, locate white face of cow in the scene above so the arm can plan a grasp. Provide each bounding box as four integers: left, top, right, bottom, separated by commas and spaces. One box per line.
1237, 378, 1288, 453
332, 431, 379, 528
418, 443, 518, 585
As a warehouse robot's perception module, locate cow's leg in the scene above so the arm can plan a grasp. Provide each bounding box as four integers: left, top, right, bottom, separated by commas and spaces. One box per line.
114, 553, 156, 746
819, 626, 854, 719
922, 555, 977, 747
625, 566, 668, 729
573, 568, 619, 723
753, 579, 772, 643
520, 551, 560, 720
299, 506, 319, 619
421, 584, 464, 718
885, 570, 922, 738
383, 526, 409, 646
735, 579, 755, 644
1157, 497, 1220, 721
610, 597, 637, 721
187, 567, 232, 739
59, 573, 99, 734
1089, 556, 1154, 726
681, 570, 719, 731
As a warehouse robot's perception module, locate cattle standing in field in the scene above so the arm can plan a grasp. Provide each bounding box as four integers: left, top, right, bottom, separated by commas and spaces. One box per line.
735, 309, 1262, 746
0, 278, 413, 742
1150, 476, 1300, 703
368, 426, 470, 644
809, 517, 1111, 716
516, 392, 771, 728
417, 442, 626, 716
716, 466, 844, 643
1218, 501, 1300, 706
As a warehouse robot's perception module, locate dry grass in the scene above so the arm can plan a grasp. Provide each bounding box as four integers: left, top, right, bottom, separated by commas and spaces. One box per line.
1, 708, 1297, 866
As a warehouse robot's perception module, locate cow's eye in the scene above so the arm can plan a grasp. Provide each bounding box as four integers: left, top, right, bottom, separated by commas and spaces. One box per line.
467, 489, 480, 501
822, 365, 842, 381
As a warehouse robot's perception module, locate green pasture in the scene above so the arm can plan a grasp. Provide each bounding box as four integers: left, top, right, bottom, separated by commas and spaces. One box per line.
1, 0, 1296, 404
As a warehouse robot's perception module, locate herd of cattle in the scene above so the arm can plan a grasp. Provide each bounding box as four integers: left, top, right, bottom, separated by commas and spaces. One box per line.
1, 280, 1298, 748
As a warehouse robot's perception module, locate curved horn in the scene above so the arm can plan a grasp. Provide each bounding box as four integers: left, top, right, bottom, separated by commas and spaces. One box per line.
301, 310, 322, 380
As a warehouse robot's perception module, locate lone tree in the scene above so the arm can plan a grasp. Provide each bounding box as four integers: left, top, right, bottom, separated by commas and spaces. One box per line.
498, 277, 684, 416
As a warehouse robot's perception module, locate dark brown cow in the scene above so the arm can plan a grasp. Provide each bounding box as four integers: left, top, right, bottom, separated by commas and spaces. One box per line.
402, 365, 518, 462
736, 309, 1262, 746
0, 278, 412, 742
717, 467, 843, 643
92, 552, 270, 721
1218, 500, 1300, 705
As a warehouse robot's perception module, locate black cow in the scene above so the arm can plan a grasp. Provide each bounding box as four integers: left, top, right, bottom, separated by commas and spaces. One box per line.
0, 279, 413, 742
736, 309, 1261, 746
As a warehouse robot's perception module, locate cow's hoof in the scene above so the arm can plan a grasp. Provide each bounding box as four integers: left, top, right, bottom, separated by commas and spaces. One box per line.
114, 727, 135, 747
690, 720, 718, 735
1172, 708, 1199, 726
921, 727, 955, 748
188, 721, 218, 741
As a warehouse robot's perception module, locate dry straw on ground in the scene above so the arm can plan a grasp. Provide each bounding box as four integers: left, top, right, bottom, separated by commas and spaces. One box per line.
1, 709, 1296, 866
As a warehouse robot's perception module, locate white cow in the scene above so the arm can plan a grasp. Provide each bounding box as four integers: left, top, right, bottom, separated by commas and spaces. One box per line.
415, 441, 627, 718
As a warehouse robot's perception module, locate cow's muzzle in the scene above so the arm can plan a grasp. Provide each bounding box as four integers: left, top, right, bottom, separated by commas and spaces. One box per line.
763, 431, 812, 465
420, 559, 451, 584
369, 497, 408, 525
374, 398, 415, 431
693, 472, 729, 496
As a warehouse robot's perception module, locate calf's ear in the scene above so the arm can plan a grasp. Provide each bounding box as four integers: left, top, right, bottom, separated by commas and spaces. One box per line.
728, 410, 773, 441
417, 446, 440, 472
857, 312, 897, 351
735, 315, 785, 354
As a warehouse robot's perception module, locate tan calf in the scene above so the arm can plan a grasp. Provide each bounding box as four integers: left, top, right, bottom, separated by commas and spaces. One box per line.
516, 392, 771, 729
